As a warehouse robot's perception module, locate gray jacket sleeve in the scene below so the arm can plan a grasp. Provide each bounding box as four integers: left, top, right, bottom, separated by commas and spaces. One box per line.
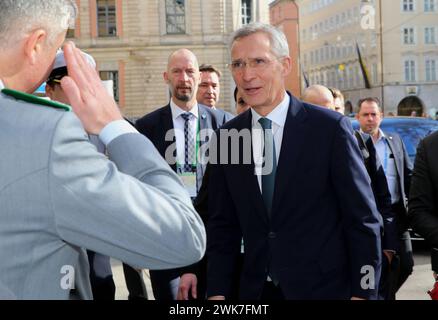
49, 112, 206, 269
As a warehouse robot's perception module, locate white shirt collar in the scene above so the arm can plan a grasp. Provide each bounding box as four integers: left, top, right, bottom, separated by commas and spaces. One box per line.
251, 92, 290, 128
0, 79, 4, 90
359, 128, 386, 143
376, 129, 386, 142
170, 99, 199, 121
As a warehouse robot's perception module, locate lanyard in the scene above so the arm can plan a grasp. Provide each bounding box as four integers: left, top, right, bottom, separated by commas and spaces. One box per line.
176, 118, 201, 169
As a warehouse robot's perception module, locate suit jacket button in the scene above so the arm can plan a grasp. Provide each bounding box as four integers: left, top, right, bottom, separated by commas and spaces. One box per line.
268, 232, 276, 239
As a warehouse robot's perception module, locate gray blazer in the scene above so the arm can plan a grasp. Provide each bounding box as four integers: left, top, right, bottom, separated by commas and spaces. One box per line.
0, 93, 206, 299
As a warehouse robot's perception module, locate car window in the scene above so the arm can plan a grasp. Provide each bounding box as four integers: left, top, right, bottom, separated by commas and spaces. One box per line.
380, 122, 438, 162
351, 119, 438, 163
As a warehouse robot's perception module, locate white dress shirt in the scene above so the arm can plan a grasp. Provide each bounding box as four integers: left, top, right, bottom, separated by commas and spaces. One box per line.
373, 129, 400, 204
0, 79, 4, 90
170, 100, 199, 167
251, 93, 290, 191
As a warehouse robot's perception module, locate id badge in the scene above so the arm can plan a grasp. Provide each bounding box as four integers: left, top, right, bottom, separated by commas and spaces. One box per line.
178, 171, 197, 198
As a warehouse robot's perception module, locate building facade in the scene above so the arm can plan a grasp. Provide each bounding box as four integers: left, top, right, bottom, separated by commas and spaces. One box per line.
297, 0, 438, 116
70, 0, 269, 119
270, 0, 301, 97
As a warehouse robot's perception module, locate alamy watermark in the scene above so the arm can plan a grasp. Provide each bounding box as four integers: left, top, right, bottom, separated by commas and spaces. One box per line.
164, 128, 275, 175
361, 4, 376, 30
60, 265, 75, 290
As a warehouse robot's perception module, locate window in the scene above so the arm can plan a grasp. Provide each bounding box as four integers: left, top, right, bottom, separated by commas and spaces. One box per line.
347, 9, 352, 22
424, 0, 436, 11
166, 0, 186, 34
241, 0, 252, 25
371, 33, 377, 47
97, 0, 117, 37
403, 27, 415, 44
372, 63, 378, 85
354, 6, 360, 19
355, 65, 361, 87
425, 27, 436, 44
426, 59, 437, 81
99, 71, 119, 102
348, 66, 354, 88
402, 0, 415, 11
404, 60, 416, 81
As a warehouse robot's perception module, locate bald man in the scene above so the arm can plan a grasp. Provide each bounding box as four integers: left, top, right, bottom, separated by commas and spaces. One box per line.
136, 49, 222, 300
301, 85, 335, 110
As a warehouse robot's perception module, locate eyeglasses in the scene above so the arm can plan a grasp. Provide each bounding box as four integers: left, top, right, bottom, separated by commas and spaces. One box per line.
227, 57, 283, 74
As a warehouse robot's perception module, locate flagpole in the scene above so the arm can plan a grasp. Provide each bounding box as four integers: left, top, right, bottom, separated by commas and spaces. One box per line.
379, 0, 385, 112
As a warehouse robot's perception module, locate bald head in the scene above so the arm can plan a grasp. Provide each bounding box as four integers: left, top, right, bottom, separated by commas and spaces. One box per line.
167, 49, 199, 71
301, 85, 334, 109
164, 49, 201, 110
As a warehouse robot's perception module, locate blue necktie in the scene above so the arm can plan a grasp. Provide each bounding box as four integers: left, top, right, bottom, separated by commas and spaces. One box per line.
258, 117, 277, 217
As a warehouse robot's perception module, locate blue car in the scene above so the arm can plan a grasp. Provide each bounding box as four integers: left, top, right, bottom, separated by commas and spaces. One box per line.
351, 116, 438, 240
351, 117, 438, 163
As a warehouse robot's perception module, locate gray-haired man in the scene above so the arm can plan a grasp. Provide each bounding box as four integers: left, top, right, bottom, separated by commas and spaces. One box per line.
206, 22, 382, 300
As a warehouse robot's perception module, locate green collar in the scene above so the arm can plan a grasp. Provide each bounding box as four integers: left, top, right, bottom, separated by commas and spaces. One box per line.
1, 88, 71, 112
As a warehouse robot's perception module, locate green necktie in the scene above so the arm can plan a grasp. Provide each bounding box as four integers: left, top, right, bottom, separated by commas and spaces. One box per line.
258, 117, 277, 217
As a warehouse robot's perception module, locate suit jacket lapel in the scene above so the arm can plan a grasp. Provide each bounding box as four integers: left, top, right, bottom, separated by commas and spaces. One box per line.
384, 133, 403, 190
232, 110, 269, 225
272, 96, 308, 215
197, 106, 210, 189
160, 105, 177, 172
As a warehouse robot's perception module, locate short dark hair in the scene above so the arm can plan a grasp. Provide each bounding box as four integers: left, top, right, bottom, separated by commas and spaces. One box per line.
329, 87, 344, 100
357, 97, 381, 112
199, 64, 222, 78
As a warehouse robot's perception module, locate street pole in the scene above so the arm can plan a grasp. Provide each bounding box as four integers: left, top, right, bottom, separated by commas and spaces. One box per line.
379, 0, 385, 112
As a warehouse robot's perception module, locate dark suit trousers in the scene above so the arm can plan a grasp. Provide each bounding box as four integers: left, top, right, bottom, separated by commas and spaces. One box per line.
87, 251, 115, 300
379, 202, 414, 300
431, 248, 438, 273
260, 281, 285, 300
122, 263, 148, 300
149, 269, 180, 300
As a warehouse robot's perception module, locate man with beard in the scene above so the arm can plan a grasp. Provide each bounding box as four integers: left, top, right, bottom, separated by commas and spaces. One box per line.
136, 49, 222, 300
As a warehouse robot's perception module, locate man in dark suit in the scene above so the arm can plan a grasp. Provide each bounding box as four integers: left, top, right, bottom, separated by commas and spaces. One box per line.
356, 97, 414, 299
328, 88, 398, 300
206, 23, 382, 300
197, 64, 234, 123
136, 49, 222, 300
408, 131, 438, 299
